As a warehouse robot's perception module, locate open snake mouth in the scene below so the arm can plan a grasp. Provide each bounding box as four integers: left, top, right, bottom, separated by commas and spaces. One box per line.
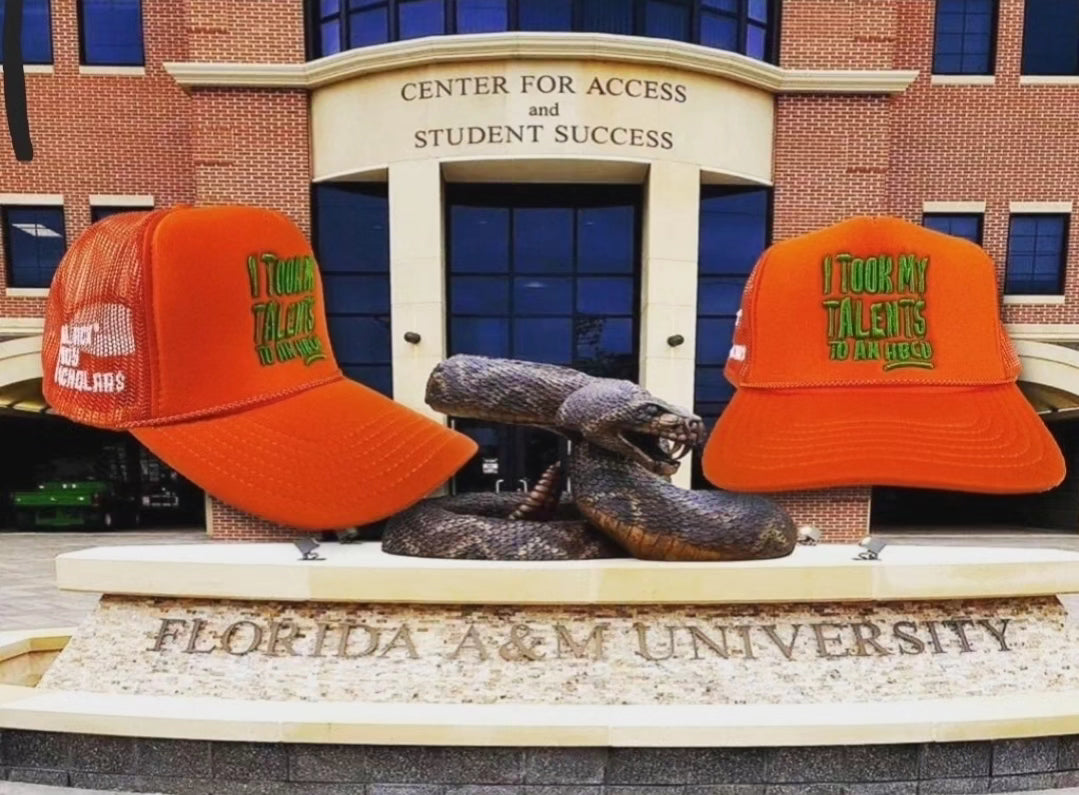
620, 415, 705, 472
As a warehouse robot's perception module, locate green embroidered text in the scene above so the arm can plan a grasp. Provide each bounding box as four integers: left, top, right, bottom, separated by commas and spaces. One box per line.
821, 253, 934, 371
247, 252, 327, 367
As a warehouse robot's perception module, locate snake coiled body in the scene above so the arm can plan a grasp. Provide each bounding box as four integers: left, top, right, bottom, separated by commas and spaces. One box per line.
382, 356, 797, 561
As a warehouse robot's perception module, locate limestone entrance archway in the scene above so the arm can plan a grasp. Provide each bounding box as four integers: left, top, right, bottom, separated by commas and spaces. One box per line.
0, 335, 48, 414
1016, 340, 1079, 418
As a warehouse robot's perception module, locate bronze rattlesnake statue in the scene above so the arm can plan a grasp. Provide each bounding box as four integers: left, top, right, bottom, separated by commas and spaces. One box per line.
381, 355, 797, 561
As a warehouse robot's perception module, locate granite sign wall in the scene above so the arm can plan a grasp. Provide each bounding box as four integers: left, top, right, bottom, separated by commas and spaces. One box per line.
39, 596, 1077, 706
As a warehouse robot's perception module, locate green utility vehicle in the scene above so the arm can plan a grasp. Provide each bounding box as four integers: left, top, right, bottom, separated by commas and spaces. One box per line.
10, 480, 121, 530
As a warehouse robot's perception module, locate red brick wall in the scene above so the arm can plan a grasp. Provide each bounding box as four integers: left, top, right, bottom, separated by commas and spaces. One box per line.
773, 488, 872, 543
208, 498, 301, 542
0, 0, 194, 316
185, 1, 305, 63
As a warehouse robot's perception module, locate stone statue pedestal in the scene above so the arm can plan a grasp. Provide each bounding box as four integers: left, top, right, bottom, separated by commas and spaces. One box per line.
3, 542, 1079, 792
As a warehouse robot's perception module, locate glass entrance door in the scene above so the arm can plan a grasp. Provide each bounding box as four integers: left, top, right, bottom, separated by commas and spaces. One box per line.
446, 184, 641, 494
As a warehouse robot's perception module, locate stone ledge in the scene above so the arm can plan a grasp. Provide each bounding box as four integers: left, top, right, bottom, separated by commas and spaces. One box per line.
163, 33, 918, 96
3, 729, 1079, 793
53, 542, 1079, 605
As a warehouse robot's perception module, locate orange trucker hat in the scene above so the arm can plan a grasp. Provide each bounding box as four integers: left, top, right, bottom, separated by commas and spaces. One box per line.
703, 215, 1065, 494
42, 206, 477, 529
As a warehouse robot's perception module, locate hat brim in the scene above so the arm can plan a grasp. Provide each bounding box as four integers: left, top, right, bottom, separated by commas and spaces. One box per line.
702, 383, 1066, 494
132, 377, 478, 530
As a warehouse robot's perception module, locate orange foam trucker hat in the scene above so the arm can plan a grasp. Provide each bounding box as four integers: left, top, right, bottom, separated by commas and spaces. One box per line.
702, 215, 1065, 494
42, 206, 477, 529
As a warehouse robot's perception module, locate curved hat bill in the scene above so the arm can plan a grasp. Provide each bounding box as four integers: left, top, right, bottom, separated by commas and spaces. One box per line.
702, 383, 1066, 495
132, 378, 478, 530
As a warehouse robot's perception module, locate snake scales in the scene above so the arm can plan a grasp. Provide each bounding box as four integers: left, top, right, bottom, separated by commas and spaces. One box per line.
381, 355, 797, 561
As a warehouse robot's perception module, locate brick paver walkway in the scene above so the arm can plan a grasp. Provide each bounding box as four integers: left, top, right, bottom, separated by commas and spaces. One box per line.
0, 530, 203, 630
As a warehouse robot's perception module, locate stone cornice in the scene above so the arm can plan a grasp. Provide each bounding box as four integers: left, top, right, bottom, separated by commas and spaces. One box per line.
164, 33, 918, 95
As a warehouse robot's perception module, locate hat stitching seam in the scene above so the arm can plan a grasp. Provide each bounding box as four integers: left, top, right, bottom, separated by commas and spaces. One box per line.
124, 373, 345, 428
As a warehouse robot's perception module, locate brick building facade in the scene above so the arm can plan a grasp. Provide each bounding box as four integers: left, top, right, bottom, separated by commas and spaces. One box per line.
1, 0, 1077, 543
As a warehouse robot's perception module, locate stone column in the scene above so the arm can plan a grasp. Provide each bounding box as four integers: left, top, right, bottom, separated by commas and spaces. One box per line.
388, 159, 447, 421
639, 161, 701, 488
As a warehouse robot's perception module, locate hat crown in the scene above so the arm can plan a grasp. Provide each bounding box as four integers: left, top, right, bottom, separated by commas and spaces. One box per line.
726, 216, 1018, 389
43, 206, 341, 428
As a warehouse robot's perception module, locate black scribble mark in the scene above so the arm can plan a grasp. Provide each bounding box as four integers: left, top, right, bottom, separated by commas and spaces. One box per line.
3, 0, 34, 161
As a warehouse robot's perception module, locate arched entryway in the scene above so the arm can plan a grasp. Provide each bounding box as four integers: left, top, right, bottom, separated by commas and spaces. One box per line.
871, 341, 1079, 533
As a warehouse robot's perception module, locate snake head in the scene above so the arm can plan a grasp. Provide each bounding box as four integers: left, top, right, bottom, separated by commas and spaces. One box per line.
556, 380, 705, 476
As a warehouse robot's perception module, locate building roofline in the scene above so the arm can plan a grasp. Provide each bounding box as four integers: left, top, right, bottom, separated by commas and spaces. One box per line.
163, 32, 918, 95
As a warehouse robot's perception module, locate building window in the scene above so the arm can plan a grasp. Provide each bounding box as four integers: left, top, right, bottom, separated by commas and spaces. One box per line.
1022, 0, 1079, 75
79, 0, 144, 66
518, 0, 572, 30
694, 186, 770, 488
309, 0, 778, 61
457, 0, 509, 33
1005, 213, 1069, 295
312, 184, 392, 396
90, 205, 151, 222
922, 212, 984, 245
932, 0, 996, 75
3, 206, 67, 289
0, 0, 53, 64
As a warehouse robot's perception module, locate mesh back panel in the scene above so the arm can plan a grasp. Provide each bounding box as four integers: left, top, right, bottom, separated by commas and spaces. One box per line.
43, 210, 163, 428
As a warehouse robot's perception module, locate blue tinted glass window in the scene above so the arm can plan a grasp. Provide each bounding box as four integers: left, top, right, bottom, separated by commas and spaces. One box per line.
700, 9, 738, 50
922, 213, 983, 244
309, 0, 775, 63
314, 184, 389, 272
80, 0, 143, 66
457, 0, 508, 33
578, 205, 634, 273
577, 277, 633, 314
699, 189, 769, 274
398, 0, 444, 39
322, 274, 391, 314
1005, 214, 1068, 295
453, 317, 510, 357
342, 364, 392, 395
90, 205, 150, 222
580, 0, 634, 34
514, 207, 573, 272
0, 0, 52, 63
321, 19, 342, 53
452, 276, 510, 315
697, 276, 744, 315
327, 315, 391, 362
645, 0, 691, 41
1022, 0, 1079, 75
745, 22, 766, 59
694, 186, 769, 484
696, 317, 736, 364
518, 0, 572, 30
514, 277, 572, 314
575, 316, 632, 357
349, 3, 389, 46
451, 206, 510, 272
933, 0, 995, 75
514, 318, 572, 363
694, 366, 735, 404
312, 183, 393, 395
4, 206, 66, 289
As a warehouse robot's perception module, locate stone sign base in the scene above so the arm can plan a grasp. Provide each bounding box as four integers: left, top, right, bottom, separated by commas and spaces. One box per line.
39, 595, 1077, 706
2, 729, 1079, 794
